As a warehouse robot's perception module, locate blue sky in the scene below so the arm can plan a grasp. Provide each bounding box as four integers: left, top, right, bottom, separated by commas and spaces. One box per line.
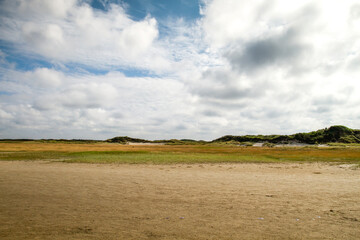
0, 0, 360, 140
118, 0, 202, 21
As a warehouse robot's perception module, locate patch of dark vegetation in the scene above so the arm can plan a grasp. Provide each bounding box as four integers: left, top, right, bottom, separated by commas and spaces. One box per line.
106, 136, 207, 145
0, 139, 35, 142
106, 136, 151, 144
0, 139, 102, 144
155, 139, 207, 145
213, 125, 360, 144
40, 139, 103, 144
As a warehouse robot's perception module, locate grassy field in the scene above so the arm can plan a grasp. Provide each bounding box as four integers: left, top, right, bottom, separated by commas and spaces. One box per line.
0, 141, 359, 164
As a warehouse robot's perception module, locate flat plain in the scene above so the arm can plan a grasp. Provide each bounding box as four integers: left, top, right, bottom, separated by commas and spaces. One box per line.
0, 142, 359, 239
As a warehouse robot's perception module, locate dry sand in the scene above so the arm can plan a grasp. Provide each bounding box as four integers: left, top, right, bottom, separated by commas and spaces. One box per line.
0, 161, 359, 239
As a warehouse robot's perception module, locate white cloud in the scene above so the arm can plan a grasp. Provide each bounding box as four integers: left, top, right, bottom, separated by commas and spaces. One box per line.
185, 0, 360, 135
0, 0, 167, 72
60, 82, 118, 109
0, 68, 200, 139
17, 0, 77, 18
200, 0, 360, 78
22, 23, 65, 58
0, 108, 12, 121
117, 17, 159, 57
29, 68, 63, 88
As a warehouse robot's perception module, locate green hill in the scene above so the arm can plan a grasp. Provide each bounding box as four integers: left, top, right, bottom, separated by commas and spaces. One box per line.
213, 125, 360, 144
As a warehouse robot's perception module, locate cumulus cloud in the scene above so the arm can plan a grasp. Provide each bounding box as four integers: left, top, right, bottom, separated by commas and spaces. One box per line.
117, 17, 158, 57
0, 0, 166, 72
28, 68, 63, 88
22, 23, 65, 58
0, 67, 200, 139
190, 68, 267, 101
31, 82, 118, 111
16, 0, 77, 18
225, 28, 308, 74
60, 83, 118, 109
184, 0, 360, 135
201, 0, 359, 74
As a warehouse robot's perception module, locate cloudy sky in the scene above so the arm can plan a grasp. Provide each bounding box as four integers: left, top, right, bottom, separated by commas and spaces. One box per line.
0, 0, 359, 140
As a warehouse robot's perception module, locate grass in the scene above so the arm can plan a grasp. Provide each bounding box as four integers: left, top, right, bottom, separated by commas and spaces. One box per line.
0, 141, 360, 164
65, 151, 277, 164
0, 151, 69, 161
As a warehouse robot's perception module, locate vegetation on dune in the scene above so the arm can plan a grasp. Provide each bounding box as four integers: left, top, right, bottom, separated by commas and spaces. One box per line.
292, 126, 360, 144
1, 125, 360, 145
106, 126, 360, 145
106, 136, 151, 144
106, 136, 207, 145
213, 125, 360, 144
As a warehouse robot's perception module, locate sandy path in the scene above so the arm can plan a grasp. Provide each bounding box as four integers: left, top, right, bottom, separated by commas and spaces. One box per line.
0, 161, 359, 239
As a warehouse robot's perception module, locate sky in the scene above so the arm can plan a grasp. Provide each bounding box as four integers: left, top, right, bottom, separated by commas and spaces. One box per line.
0, 0, 359, 140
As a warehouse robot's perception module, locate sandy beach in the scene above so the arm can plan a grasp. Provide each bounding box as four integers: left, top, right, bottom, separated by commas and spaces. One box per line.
0, 161, 359, 239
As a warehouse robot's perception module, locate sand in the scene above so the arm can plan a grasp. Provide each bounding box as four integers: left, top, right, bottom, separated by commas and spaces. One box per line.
0, 161, 359, 239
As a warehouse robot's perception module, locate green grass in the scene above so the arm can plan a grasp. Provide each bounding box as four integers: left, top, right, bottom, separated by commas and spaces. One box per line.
327, 142, 360, 147
0, 151, 69, 161
65, 151, 276, 164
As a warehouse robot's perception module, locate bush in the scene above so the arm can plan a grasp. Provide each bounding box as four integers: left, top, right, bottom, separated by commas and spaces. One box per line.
263, 142, 276, 148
